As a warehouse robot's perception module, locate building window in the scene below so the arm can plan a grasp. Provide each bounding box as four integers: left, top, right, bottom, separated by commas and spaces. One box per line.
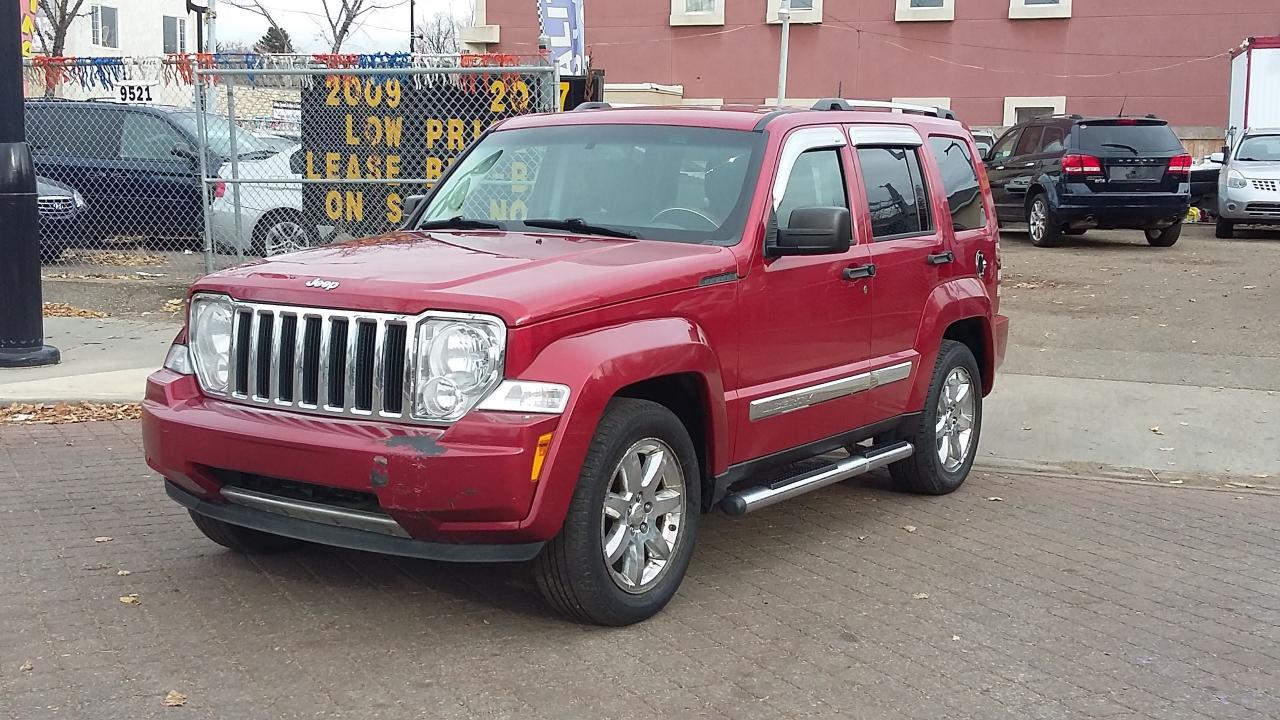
767, 0, 823, 25
671, 0, 722, 26
892, 97, 952, 110
91, 5, 119, 48
857, 147, 933, 240
1009, 0, 1071, 19
163, 16, 186, 54
1003, 96, 1066, 126
896, 0, 954, 21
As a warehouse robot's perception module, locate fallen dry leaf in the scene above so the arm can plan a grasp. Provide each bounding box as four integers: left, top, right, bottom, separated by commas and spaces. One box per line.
20, 660, 33, 672
912, 592, 930, 600
42, 302, 108, 319
162, 298, 185, 314
1243, 285, 1257, 290
1158, 447, 1175, 452
163, 691, 187, 707
119, 594, 140, 605
117, 569, 131, 576
857, 535, 868, 541
2, 402, 142, 424
1150, 426, 1164, 435
1225, 482, 1257, 489
903, 525, 917, 533
63, 249, 166, 268
1167, 480, 1184, 485
951, 635, 961, 641
986, 497, 1004, 502
94, 536, 113, 543
1253, 474, 1270, 479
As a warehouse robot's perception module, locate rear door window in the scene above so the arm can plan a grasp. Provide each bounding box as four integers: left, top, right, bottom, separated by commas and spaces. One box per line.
26, 105, 121, 158
1037, 125, 1066, 154
119, 113, 184, 161
856, 146, 932, 240
927, 136, 986, 232
1075, 122, 1182, 154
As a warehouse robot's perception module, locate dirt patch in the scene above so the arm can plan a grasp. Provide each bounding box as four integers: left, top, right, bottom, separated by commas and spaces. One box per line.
42, 302, 109, 319
61, 249, 168, 267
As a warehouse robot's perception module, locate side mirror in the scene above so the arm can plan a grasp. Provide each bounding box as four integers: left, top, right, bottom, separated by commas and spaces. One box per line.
1209, 152, 1225, 164
171, 142, 199, 164
403, 194, 428, 222
768, 206, 852, 257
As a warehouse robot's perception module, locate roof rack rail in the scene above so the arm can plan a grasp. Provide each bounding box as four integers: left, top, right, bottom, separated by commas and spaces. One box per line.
810, 98, 957, 121
573, 102, 612, 111
1035, 113, 1084, 121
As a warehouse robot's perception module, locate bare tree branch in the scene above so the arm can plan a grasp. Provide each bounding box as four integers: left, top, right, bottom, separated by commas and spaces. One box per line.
316, 0, 408, 54
34, 0, 88, 57
224, 0, 284, 38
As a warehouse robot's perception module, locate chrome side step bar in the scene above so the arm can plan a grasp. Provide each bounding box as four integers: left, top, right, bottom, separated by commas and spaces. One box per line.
220, 486, 411, 538
720, 441, 914, 516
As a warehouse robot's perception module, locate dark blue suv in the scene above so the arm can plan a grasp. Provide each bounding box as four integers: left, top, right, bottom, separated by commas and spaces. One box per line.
983, 115, 1191, 247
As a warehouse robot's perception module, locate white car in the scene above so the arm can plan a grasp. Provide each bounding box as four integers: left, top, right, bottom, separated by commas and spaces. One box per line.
210, 144, 327, 257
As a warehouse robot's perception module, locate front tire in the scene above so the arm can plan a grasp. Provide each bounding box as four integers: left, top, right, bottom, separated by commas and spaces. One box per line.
1215, 218, 1234, 239
1145, 220, 1182, 247
188, 511, 302, 554
889, 341, 982, 495
1027, 195, 1062, 248
535, 399, 700, 626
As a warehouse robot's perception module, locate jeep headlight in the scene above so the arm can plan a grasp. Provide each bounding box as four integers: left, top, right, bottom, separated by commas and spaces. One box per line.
189, 293, 234, 394
1227, 170, 1248, 189
413, 315, 505, 421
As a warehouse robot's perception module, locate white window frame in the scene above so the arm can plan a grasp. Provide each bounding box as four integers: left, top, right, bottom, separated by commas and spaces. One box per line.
892, 96, 952, 110
1003, 96, 1066, 126
163, 15, 186, 54
671, 0, 723, 26
91, 4, 119, 49
767, 0, 823, 25
1009, 0, 1071, 20
896, 0, 954, 22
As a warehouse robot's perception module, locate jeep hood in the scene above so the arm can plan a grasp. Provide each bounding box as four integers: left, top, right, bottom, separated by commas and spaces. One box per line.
194, 230, 738, 326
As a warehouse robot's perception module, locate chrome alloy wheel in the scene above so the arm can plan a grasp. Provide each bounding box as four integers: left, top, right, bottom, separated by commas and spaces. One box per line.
601, 439, 686, 594
1029, 199, 1047, 244
263, 220, 311, 256
935, 367, 976, 473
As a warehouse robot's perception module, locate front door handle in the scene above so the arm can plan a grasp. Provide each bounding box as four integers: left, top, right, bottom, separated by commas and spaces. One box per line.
926, 251, 954, 266
843, 264, 876, 280
1023, 162, 1036, 167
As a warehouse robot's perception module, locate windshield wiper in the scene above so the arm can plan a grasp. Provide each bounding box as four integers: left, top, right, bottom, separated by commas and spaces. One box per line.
1235, 157, 1261, 162
416, 216, 503, 231
1099, 143, 1139, 154
522, 217, 637, 239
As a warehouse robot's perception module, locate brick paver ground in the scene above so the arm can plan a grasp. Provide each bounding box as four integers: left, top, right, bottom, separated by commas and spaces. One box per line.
2, 421, 1279, 720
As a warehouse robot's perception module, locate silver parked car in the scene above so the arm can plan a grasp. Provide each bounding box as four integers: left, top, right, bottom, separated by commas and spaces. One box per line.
1216, 128, 1280, 238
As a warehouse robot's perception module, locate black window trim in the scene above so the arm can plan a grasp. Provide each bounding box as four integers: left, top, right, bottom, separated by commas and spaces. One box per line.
857, 144, 935, 243
987, 126, 1023, 162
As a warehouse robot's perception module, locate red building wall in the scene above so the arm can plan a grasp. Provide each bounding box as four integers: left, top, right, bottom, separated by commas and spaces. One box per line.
486, 0, 1280, 127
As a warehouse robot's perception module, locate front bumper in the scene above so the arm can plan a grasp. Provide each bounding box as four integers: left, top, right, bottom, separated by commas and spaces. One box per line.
1054, 188, 1190, 229
143, 370, 564, 549
1218, 184, 1280, 223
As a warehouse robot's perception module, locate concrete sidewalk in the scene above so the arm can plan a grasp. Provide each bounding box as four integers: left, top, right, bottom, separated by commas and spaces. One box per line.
0, 317, 179, 403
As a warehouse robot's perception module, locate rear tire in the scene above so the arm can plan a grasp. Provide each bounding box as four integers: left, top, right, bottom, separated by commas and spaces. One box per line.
1027, 195, 1061, 248
889, 341, 982, 496
1215, 218, 1235, 239
1145, 220, 1182, 247
535, 398, 700, 626
188, 510, 302, 554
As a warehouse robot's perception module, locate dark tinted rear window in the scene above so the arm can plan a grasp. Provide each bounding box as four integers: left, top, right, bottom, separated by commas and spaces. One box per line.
1075, 122, 1182, 153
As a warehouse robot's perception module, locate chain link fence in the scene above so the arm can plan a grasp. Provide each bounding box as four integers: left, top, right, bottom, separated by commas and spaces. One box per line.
22, 54, 557, 283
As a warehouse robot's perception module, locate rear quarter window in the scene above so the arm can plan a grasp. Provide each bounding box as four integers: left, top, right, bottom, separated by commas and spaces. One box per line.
927, 136, 986, 232
1075, 122, 1183, 154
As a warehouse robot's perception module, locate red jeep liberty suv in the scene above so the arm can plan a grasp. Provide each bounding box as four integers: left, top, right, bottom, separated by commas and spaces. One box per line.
143, 100, 1009, 625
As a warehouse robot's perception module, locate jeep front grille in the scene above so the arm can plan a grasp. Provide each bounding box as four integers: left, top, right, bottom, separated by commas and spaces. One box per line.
227, 302, 411, 420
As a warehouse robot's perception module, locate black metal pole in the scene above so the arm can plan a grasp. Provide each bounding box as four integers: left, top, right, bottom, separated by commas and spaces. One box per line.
0, 0, 59, 368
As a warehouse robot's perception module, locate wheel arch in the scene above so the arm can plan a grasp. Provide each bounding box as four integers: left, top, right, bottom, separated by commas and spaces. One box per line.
910, 278, 996, 408
614, 373, 716, 512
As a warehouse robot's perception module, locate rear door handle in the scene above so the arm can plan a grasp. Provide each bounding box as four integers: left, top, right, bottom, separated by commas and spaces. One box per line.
843, 264, 876, 280
926, 251, 954, 266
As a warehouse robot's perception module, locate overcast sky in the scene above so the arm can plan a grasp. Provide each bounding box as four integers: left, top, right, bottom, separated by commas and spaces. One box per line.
214, 0, 472, 53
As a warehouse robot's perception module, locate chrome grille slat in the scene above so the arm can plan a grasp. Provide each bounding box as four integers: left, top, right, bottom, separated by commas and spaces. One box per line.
223, 301, 417, 423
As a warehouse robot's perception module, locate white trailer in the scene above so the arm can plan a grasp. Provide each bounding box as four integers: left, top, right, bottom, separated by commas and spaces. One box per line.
1228, 36, 1280, 147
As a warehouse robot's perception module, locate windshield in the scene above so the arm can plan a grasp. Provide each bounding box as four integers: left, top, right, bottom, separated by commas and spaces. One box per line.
418, 124, 764, 245
1076, 122, 1182, 154
1235, 135, 1280, 161
172, 112, 270, 159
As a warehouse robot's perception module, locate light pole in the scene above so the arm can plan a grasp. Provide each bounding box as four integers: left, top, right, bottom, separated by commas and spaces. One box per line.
0, 0, 59, 367
776, 0, 791, 107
